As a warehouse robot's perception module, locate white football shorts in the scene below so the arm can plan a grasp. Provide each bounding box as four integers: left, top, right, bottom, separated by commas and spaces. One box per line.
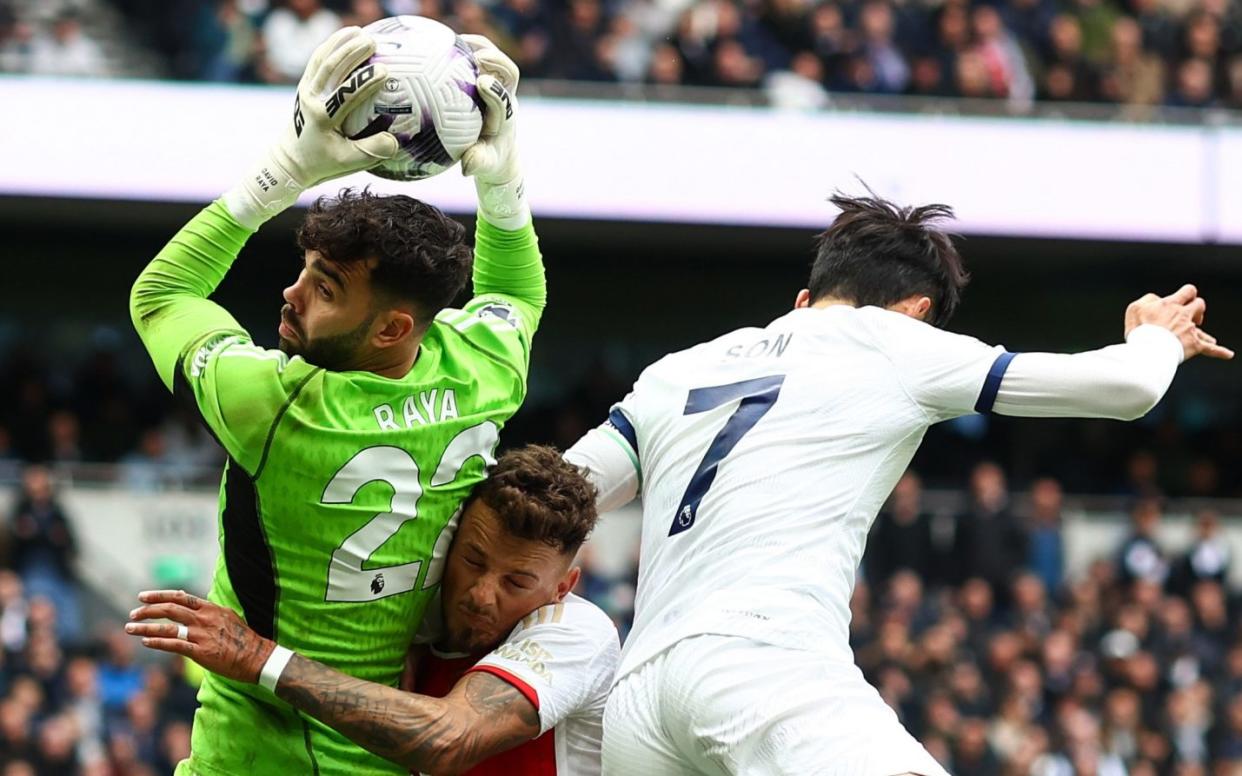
602, 634, 950, 776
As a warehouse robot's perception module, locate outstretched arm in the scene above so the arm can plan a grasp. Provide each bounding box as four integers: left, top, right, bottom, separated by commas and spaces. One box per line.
459, 37, 546, 340
126, 591, 539, 775
896, 284, 1231, 424
129, 203, 253, 392
989, 285, 1231, 420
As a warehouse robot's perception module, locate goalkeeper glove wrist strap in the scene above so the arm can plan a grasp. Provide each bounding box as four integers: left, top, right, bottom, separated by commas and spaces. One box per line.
223, 150, 308, 231
476, 173, 530, 231
259, 645, 295, 692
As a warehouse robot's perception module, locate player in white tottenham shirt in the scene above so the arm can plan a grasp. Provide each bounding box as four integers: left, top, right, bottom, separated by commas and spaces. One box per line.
565, 195, 1232, 776
127, 446, 619, 776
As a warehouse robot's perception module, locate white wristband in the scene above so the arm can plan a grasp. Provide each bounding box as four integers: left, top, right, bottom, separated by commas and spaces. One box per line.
476, 174, 530, 231
222, 150, 307, 231
259, 645, 295, 692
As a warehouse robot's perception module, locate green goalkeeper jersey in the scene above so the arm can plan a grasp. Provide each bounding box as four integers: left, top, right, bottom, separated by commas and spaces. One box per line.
130, 201, 545, 776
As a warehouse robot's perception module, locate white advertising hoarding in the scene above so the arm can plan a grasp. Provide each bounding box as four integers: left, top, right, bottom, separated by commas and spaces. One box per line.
0, 76, 1237, 243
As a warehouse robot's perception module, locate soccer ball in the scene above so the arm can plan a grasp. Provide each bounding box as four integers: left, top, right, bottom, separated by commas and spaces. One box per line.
341, 16, 484, 181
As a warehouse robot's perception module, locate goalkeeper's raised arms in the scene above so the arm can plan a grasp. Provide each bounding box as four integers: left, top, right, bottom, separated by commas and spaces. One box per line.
223, 26, 399, 230
459, 35, 529, 230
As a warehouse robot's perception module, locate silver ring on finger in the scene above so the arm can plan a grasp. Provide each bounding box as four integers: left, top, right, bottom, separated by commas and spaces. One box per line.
176, 623, 189, 641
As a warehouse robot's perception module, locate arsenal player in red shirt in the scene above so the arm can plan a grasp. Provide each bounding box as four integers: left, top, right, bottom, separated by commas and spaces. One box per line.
128, 446, 620, 775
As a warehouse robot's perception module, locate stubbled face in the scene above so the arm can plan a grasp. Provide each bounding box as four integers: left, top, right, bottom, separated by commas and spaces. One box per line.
439, 500, 576, 655
279, 250, 378, 371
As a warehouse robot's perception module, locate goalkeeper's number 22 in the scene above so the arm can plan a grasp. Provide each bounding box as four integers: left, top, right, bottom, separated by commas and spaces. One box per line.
320, 422, 500, 602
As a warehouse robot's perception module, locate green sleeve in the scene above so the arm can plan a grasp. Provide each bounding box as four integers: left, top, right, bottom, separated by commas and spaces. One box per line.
130, 200, 316, 474
129, 200, 252, 390
465, 216, 546, 352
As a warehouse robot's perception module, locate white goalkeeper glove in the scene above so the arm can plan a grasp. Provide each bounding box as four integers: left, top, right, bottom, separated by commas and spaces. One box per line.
458, 35, 528, 230
224, 26, 399, 230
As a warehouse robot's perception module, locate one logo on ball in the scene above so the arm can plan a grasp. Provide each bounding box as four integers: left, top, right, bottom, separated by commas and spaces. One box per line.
371, 572, 385, 595
385, 78, 401, 92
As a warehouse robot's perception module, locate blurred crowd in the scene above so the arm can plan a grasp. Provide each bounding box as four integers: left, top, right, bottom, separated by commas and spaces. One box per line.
0, 5, 109, 77
0, 466, 197, 775
3, 0, 1242, 109
0, 339, 223, 491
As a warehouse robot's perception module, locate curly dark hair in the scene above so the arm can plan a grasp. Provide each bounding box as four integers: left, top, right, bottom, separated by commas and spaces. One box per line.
296, 188, 473, 325
808, 192, 969, 328
471, 445, 599, 555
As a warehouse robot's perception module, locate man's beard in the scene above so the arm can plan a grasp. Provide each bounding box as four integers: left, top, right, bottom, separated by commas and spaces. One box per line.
279, 312, 377, 372
441, 622, 493, 657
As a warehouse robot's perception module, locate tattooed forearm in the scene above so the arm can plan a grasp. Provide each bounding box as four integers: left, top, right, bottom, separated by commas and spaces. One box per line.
275, 655, 540, 773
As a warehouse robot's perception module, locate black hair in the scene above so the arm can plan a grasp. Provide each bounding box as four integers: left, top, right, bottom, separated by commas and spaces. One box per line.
807, 193, 969, 327
297, 187, 472, 325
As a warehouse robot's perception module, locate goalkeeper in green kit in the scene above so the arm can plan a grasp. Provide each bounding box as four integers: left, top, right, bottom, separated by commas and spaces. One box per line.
129, 27, 539, 775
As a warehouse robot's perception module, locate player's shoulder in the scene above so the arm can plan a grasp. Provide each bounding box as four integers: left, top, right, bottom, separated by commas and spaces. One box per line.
510, 594, 619, 649
843, 305, 977, 351
187, 332, 318, 386
430, 303, 529, 369
637, 323, 771, 382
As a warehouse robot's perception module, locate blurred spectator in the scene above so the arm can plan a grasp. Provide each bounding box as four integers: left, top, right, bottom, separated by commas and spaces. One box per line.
954, 716, 1002, 775
45, 411, 81, 464
573, 546, 638, 638
1228, 54, 1242, 108
0, 11, 34, 74
1041, 14, 1098, 100
196, 0, 259, 82
4, 467, 80, 644
261, 0, 341, 83
1117, 497, 1169, 586
1167, 57, 1218, 107
1026, 477, 1066, 594
96, 632, 143, 715
971, 5, 1035, 106
1098, 16, 1165, 106
646, 41, 685, 85
342, 0, 388, 28
28, 12, 107, 78
1123, 449, 1163, 498
33, 714, 78, 775
1073, 0, 1123, 65
0, 426, 18, 482
1170, 509, 1230, 595
544, 0, 613, 81
856, 0, 908, 93
952, 462, 1029, 604
868, 471, 934, 588
63, 657, 104, 767
765, 50, 830, 108
119, 428, 181, 491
